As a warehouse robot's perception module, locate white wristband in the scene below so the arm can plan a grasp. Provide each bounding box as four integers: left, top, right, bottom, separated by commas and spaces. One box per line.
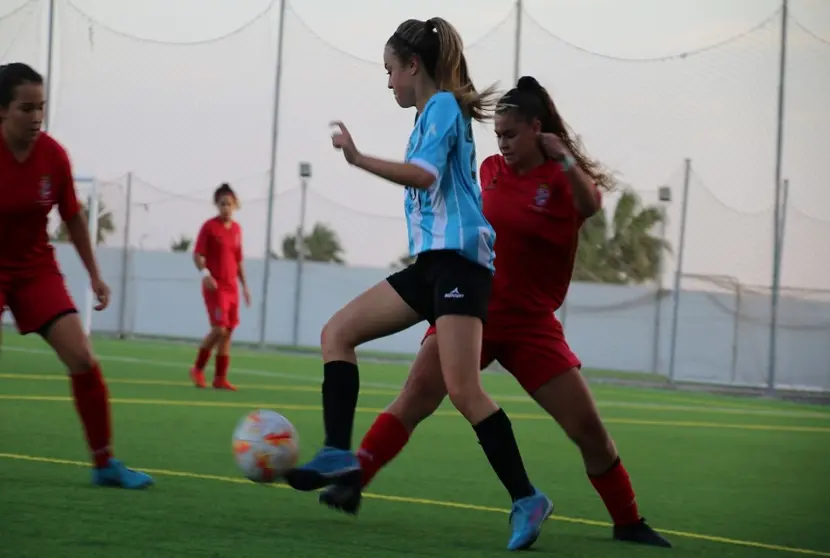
200, 268, 211, 278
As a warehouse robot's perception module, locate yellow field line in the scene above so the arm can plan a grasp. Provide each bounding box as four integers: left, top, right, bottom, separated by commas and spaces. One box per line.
0, 452, 827, 556
1, 393, 828, 434
2, 372, 828, 421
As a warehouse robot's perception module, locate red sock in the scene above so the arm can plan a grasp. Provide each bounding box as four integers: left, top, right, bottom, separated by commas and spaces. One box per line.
589, 458, 640, 526
70, 364, 112, 468
356, 412, 411, 488
194, 348, 211, 371
215, 355, 230, 379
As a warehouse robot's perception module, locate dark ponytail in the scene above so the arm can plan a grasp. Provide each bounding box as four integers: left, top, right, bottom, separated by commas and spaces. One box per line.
498, 76, 614, 191
387, 18, 499, 122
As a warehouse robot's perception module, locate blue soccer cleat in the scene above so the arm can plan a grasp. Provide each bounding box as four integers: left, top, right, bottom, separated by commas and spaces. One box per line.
507, 489, 554, 551
283, 446, 360, 492
92, 458, 154, 489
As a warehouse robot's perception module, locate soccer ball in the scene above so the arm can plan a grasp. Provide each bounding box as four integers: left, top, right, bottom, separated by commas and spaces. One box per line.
232, 409, 299, 483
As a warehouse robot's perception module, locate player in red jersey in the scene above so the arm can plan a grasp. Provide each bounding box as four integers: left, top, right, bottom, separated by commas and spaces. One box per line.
320, 76, 671, 548
189, 183, 250, 390
0, 63, 152, 489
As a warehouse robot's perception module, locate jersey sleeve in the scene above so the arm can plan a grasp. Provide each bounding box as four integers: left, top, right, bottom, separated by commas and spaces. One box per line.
407, 93, 459, 179
479, 155, 499, 188
56, 145, 80, 222
194, 222, 210, 256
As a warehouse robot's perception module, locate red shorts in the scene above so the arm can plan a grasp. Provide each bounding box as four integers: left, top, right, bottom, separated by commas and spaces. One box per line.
0, 272, 78, 335
423, 312, 581, 394
203, 286, 239, 330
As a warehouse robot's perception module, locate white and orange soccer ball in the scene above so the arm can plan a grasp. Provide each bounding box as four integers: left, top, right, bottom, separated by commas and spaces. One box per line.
232, 409, 299, 482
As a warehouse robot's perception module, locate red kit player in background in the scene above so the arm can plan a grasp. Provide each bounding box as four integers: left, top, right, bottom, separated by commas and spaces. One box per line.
320, 76, 671, 549
189, 183, 250, 391
0, 63, 152, 489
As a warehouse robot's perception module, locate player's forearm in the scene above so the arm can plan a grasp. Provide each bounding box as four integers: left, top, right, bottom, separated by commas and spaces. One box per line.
65, 213, 102, 281
193, 252, 207, 272
237, 266, 249, 290
354, 154, 434, 189
563, 163, 600, 218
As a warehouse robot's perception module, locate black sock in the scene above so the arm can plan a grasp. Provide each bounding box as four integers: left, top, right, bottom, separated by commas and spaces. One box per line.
321, 361, 360, 450
473, 408, 535, 502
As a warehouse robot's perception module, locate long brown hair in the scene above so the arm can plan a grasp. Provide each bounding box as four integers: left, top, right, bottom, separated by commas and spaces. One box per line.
497, 76, 615, 191
386, 18, 499, 122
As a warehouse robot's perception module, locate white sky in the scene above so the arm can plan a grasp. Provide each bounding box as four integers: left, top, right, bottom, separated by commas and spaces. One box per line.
1, 0, 829, 291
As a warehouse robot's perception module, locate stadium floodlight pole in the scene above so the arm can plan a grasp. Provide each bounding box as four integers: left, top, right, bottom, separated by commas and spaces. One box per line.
778, 179, 789, 257
667, 159, 692, 384
292, 163, 311, 346
512, 0, 523, 84
118, 172, 133, 339
767, 0, 789, 395
43, 0, 56, 132
259, 0, 288, 349
651, 186, 672, 375
83, 179, 100, 336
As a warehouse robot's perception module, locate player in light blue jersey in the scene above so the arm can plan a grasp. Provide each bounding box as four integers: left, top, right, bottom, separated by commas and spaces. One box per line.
283, 17, 552, 551
403, 90, 495, 270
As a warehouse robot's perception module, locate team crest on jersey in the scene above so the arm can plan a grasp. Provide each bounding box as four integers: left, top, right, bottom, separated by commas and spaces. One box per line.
38, 176, 53, 206
534, 184, 550, 207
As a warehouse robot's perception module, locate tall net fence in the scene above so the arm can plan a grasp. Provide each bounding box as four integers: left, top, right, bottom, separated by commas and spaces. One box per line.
0, 0, 44, 69
3, 0, 828, 390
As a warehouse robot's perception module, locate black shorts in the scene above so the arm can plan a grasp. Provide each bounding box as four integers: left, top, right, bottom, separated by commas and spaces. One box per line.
386, 250, 492, 325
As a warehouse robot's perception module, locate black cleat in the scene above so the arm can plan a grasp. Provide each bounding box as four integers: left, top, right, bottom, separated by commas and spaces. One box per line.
318, 481, 362, 516
614, 518, 673, 548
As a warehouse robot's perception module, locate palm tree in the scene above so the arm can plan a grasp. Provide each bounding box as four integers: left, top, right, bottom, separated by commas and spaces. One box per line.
51, 198, 115, 245
573, 190, 668, 284
281, 222, 345, 264
170, 235, 193, 252
389, 251, 416, 269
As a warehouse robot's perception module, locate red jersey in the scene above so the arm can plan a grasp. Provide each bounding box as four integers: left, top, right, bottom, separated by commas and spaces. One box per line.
194, 217, 242, 292
0, 132, 80, 277
481, 154, 600, 316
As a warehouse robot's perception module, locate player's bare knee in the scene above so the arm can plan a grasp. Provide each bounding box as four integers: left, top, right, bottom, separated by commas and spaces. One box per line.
564, 412, 611, 453
320, 317, 355, 360
445, 379, 485, 417
65, 346, 98, 375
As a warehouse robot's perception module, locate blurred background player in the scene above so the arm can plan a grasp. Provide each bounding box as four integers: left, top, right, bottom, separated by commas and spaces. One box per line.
190, 183, 251, 391
284, 19, 553, 551
0, 62, 153, 489
320, 76, 671, 549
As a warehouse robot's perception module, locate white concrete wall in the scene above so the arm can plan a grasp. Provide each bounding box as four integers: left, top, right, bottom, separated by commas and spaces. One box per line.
4, 244, 828, 391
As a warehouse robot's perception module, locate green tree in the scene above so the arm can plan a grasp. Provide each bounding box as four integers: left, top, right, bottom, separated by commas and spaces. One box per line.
573, 190, 668, 284
170, 235, 193, 252
389, 251, 416, 270
51, 198, 115, 246
281, 222, 345, 265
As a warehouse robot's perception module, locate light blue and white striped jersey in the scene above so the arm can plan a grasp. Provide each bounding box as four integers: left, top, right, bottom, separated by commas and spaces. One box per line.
404, 92, 496, 271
